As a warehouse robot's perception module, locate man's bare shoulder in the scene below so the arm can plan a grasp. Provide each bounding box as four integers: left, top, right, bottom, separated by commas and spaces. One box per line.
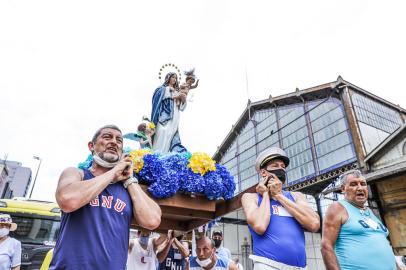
325, 201, 347, 218
241, 192, 258, 205
327, 201, 345, 211
241, 192, 257, 200
60, 167, 84, 181
291, 191, 306, 200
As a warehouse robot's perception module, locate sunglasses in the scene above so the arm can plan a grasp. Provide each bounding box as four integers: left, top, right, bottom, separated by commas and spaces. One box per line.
0, 218, 12, 223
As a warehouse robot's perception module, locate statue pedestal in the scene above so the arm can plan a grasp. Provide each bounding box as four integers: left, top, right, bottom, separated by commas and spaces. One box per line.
131, 185, 216, 232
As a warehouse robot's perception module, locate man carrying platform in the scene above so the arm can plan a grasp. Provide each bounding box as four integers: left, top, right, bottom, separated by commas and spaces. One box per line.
158, 230, 190, 270
49, 125, 162, 269
242, 147, 320, 270
321, 170, 396, 270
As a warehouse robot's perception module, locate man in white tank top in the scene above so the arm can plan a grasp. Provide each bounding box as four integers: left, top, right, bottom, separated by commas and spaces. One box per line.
127, 229, 167, 270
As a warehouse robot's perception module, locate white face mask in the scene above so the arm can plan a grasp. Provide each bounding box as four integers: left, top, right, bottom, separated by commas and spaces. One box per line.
196, 257, 212, 268
92, 153, 120, 168
0, 228, 9, 238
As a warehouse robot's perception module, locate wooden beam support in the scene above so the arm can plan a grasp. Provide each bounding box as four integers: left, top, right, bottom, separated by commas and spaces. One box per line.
132, 218, 188, 232
132, 184, 217, 232
140, 185, 215, 212
185, 219, 213, 232
161, 206, 215, 220
215, 185, 256, 217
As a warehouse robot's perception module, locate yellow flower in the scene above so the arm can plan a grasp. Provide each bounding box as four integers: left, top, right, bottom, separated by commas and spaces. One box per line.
129, 149, 152, 173
149, 122, 156, 130
188, 152, 216, 176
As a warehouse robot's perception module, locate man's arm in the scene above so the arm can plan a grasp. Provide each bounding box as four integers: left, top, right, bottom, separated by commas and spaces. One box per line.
154, 232, 171, 263
272, 191, 320, 232
127, 183, 162, 230
191, 79, 199, 89
55, 157, 132, 212
184, 257, 190, 270
156, 238, 173, 263
241, 178, 271, 235
154, 233, 169, 249
321, 202, 346, 270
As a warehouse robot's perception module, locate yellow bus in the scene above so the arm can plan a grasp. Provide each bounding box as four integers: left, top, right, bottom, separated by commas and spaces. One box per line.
0, 197, 61, 270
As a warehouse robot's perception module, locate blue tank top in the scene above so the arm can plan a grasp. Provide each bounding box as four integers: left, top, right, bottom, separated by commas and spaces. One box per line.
159, 245, 185, 270
248, 191, 306, 267
335, 200, 396, 270
189, 256, 229, 270
49, 169, 133, 270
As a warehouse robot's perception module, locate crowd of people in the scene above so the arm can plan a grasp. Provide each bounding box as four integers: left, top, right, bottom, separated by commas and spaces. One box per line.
40, 124, 401, 270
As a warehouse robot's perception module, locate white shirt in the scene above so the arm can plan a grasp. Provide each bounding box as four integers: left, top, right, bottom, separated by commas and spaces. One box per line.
127, 238, 157, 270
0, 237, 21, 269
216, 246, 232, 260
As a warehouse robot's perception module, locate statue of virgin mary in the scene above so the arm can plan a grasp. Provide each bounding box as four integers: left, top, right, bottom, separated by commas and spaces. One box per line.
151, 72, 187, 153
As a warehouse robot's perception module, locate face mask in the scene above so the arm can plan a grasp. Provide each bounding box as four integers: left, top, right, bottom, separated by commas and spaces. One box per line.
196, 257, 212, 267
0, 228, 9, 238
92, 153, 119, 168
213, 239, 222, 248
139, 236, 149, 246
176, 235, 184, 241
266, 168, 286, 183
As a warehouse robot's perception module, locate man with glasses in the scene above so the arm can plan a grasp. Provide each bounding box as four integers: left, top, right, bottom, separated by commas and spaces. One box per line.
242, 147, 320, 270
321, 170, 396, 270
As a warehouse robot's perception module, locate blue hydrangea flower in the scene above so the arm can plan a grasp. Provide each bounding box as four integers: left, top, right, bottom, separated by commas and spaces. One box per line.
179, 168, 206, 193
203, 170, 224, 200
138, 153, 162, 183
216, 164, 236, 200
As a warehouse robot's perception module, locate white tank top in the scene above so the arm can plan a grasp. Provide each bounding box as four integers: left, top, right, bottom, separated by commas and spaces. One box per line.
127, 238, 157, 270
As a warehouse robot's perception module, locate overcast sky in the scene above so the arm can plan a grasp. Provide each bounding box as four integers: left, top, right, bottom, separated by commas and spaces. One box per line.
1, 0, 405, 201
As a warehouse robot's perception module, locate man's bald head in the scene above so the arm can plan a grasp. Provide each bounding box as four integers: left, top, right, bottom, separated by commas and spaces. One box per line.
197, 236, 215, 248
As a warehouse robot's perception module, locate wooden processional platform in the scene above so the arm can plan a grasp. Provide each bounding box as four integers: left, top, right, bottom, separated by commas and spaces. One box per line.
131, 184, 250, 233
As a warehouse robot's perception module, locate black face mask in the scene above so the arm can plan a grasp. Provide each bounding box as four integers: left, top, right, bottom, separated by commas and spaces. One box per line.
265, 168, 286, 183
176, 235, 184, 241
213, 239, 222, 248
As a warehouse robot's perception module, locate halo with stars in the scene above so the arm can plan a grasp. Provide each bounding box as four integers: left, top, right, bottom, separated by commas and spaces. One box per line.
158, 63, 182, 84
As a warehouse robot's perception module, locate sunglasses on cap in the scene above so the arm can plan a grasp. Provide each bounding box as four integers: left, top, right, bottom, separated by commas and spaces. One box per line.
0, 217, 12, 223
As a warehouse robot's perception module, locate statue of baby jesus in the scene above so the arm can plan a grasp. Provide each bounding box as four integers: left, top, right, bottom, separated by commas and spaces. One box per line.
175, 68, 199, 107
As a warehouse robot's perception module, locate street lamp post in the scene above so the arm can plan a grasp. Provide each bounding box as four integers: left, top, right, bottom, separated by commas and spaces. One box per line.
241, 237, 252, 270
29, 156, 42, 198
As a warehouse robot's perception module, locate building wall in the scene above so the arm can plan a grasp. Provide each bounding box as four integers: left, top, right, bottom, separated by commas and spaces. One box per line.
0, 164, 8, 196
220, 97, 357, 196
0, 160, 32, 198
371, 137, 406, 170
305, 232, 325, 270
350, 91, 404, 154
10, 166, 32, 197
